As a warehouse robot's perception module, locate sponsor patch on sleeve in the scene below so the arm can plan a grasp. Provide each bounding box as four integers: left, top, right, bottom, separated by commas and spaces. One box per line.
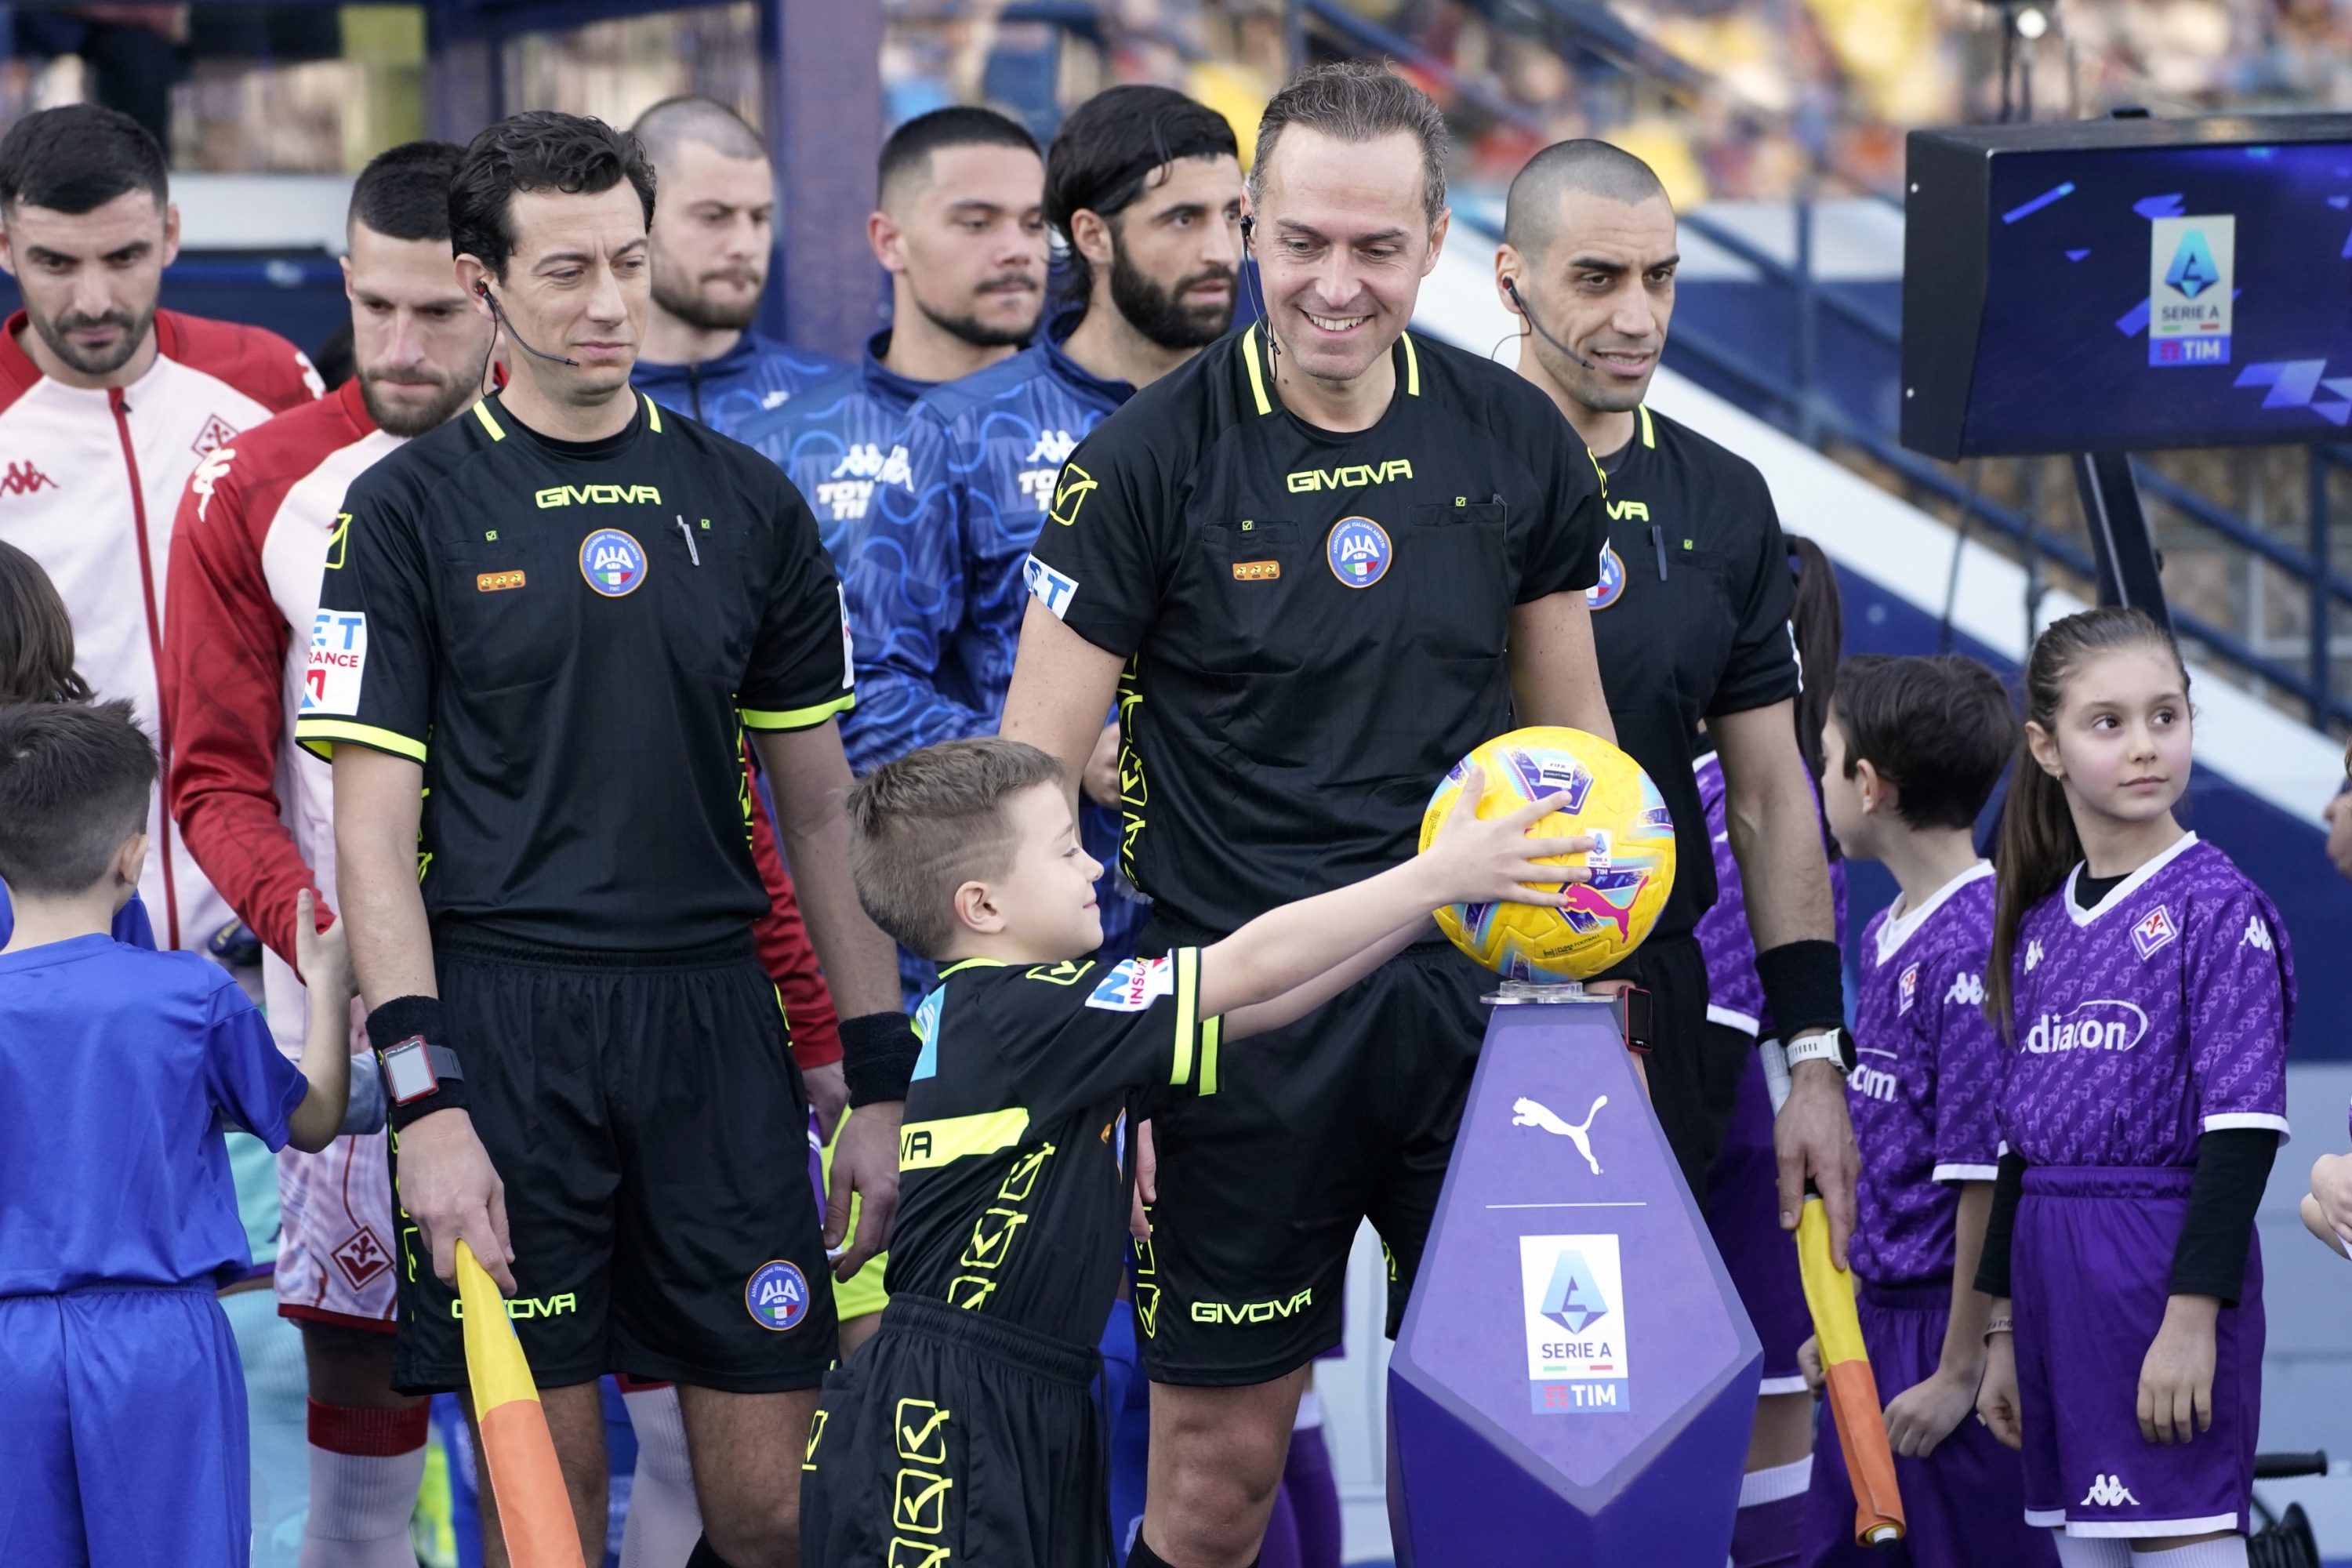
302, 609, 368, 716
1086, 956, 1174, 1012
1024, 553, 1080, 621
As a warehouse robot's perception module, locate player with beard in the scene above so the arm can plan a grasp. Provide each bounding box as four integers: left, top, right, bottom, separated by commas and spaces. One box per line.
737, 106, 1047, 567
844, 84, 1243, 1001
630, 96, 843, 437
0, 103, 320, 956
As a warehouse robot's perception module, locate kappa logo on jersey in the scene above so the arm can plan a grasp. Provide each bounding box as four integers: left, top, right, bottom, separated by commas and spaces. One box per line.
303, 611, 368, 715
2244, 913, 2275, 952
1086, 955, 1174, 1012
2025, 938, 2045, 972
1025, 430, 1078, 465
2131, 905, 2179, 959
1585, 543, 1627, 610
1024, 553, 1080, 621
331, 1228, 393, 1290
1512, 1096, 1606, 1174
817, 441, 911, 521
2024, 998, 2150, 1054
0, 459, 56, 497
1286, 458, 1414, 492
1899, 963, 1920, 1014
745, 1259, 811, 1331
1327, 517, 1392, 588
1049, 463, 1097, 526
191, 412, 238, 456
188, 445, 235, 521
1947, 970, 1987, 1006
2080, 1473, 2140, 1508
537, 483, 662, 508
579, 528, 648, 596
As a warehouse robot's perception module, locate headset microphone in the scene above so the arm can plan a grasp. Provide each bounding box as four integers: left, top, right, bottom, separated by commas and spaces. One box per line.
475, 281, 581, 368
1502, 278, 1597, 372
1237, 215, 1279, 365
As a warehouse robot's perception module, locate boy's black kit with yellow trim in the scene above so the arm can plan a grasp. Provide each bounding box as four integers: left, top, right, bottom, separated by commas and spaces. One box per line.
801, 950, 1218, 1567
295, 391, 855, 951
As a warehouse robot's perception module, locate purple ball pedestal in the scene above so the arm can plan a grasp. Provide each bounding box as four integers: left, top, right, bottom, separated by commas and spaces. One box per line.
1387, 999, 1762, 1565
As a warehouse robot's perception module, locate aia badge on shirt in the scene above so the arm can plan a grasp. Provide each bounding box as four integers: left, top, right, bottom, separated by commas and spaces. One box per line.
1327, 517, 1392, 589
1087, 956, 1174, 1012
746, 1259, 810, 1331
2131, 905, 2179, 960
1586, 543, 1627, 611
579, 528, 648, 597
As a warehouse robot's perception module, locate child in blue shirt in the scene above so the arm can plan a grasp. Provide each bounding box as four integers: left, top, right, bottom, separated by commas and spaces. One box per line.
0, 699, 353, 1567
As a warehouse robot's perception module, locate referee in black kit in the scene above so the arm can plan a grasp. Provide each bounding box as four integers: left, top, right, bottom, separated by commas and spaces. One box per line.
1006, 64, 1620, 1568
299, 114, 913, 1568
1494, 143, 1857, 1245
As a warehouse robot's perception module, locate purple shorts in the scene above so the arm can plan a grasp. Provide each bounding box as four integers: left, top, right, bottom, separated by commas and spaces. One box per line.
2015, 1166, 2261, 1538
1800, 1279, 2057, 1568
1703, 1044, 1809, 1393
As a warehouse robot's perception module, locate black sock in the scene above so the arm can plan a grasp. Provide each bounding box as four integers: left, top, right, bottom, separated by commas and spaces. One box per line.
684, 1536, 735, 1568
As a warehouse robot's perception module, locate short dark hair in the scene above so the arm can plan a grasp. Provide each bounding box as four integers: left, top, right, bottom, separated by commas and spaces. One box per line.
844, 738, 1065, 960
449, 111, 656, 279
633, 96, 766, 169
0, 103, 167, 214
1251, 61, 1449, 230
1503, 139, 1670, 259
0, 541, 89, 705
1831, 654, 2017, 832
877, 105, 1039, 209
1046, 85, 1237, 299
350, 140, 465, 243
0, 699, 155, 897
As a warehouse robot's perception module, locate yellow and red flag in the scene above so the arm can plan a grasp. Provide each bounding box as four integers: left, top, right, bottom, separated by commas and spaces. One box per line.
456, 1241, 586, 1568
1795, 1197, 1905, 1546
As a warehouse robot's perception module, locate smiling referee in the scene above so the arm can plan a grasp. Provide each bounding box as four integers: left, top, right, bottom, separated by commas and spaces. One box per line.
1004, 64, 1614, 1568
297, 113, 912, 1568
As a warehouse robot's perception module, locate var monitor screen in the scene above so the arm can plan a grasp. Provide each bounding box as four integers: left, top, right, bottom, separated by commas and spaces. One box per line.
1901, 114, 2352, 458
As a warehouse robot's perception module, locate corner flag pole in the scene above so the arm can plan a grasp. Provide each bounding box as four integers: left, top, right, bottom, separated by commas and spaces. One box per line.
456, 1240, 587, 1568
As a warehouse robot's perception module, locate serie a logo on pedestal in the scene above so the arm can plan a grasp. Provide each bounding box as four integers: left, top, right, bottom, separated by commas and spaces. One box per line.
746, 1259, 811, 1331
579, 528, 648, 597
1520, 1234, 1630, 1414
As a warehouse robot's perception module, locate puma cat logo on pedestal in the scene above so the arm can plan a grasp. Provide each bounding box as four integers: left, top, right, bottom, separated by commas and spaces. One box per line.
1513, 1096, 1607, 1175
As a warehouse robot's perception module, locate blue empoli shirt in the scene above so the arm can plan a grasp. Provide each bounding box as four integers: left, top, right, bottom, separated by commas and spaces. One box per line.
845, 310, 1149, 995
0, 935, 305, 1293
735, 330, 938, 568
635, 330, 845, 441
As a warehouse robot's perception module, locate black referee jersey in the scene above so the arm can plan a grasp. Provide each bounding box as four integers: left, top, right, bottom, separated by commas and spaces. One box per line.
1025, 324, 1606, 938
295, 392, 855, 949
1585, 403, 1801, 942
885, 949, 1219, 1345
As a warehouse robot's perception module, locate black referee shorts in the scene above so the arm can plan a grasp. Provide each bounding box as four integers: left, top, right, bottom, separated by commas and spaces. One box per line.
801, 1293, 1108, 1568
389, 929, 835, 1396
1597, 933, 1737, 1196
1131, 919, 1491, 1388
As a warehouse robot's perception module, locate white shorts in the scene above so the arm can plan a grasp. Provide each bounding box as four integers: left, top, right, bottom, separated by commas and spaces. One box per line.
275, 1131, 398, 1330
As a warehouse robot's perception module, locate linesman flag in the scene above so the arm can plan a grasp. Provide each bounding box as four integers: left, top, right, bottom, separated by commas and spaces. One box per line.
1795, 1196, 1906, 1546
456, 1240, 587, 1568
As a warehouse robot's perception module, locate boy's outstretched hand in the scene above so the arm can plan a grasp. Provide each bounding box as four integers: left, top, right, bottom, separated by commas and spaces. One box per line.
294, 888, 353, 1005
285, 890, 358, 1156
1420, 767, 1594, 909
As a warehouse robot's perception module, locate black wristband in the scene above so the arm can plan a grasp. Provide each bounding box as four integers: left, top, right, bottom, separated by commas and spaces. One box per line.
365, 996, 470, 1130
1755, 940, 1846, 1042
1974, 1150, 2028, 1298
839, 1010, 920, 1107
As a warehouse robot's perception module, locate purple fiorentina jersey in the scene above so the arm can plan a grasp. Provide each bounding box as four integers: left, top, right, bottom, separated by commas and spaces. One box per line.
1849, 863, 2003, 1287
1690, 752, 1846, 1039
2001, 834, 2293, 1169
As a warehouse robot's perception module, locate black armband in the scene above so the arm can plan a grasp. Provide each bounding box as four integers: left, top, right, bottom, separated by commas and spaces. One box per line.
365, 995, 470, 1131
2170, 1128, 2281, 1305
840, 1010, 921, 1107
1755, 940, 1846, 1042
1974, 1150, 2028, 1298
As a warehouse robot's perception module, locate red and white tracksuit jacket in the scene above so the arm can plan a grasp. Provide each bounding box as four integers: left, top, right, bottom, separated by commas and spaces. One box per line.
0, 308, 319, 949
162, 375, 844, 1066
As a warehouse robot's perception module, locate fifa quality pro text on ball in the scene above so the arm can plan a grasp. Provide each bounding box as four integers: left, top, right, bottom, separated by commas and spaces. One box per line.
1419, 727, 1677, 982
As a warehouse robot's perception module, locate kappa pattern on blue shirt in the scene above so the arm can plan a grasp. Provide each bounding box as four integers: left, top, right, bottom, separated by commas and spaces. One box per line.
635, 330, 845, 441
734, 331, 937, 568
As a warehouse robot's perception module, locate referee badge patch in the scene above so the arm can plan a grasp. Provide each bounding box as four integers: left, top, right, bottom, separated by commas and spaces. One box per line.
579, 528, 648, 597
1586, 543, 1627, 610
1327, 517, 1391, 589
746, 1259, 811, 1331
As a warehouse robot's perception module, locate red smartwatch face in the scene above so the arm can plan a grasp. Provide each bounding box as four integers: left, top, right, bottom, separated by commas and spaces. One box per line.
380, 1036, 439, 1105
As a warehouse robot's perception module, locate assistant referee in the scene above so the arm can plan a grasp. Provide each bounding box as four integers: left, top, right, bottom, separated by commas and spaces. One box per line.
1004, 64, 1615, 1568
299, 114, 913, 1568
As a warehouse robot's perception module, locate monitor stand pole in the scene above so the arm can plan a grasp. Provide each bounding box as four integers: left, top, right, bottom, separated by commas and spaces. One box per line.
2071, 452, 2172, 630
